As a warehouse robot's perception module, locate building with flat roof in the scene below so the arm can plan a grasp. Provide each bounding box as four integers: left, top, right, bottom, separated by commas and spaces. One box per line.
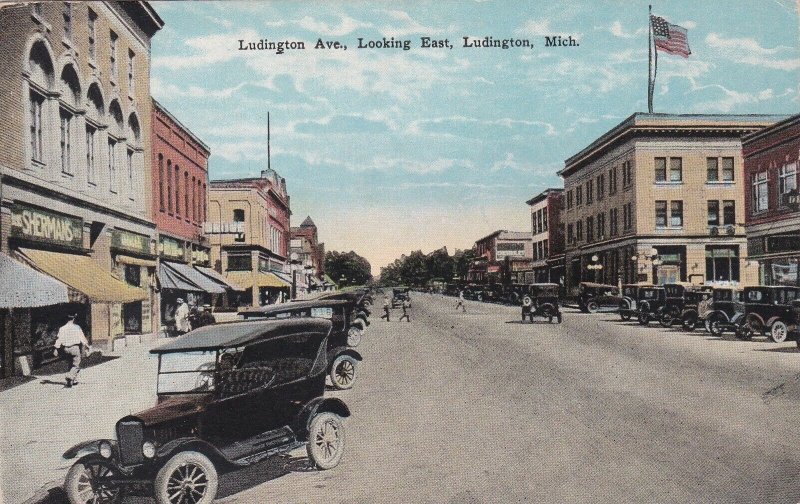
559, 113, 785, 293
469, 230, 533, 283
526, 188, 564, 284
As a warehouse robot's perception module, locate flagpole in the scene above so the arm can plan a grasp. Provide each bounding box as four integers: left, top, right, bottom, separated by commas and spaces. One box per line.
647, 5, 653, 113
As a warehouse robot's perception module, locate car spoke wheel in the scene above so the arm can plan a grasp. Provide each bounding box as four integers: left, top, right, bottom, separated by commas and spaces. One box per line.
586, 301, 599, 314
347, 326, 363, 347
65, 459, 122, 504
638, 312, 649, 325
330, 355, 357, 390
154, 452, 217, 504
659, 311, 673, 328
620, 312, 631, 321
709, 318, 724, 336
682, 315, 697, 332
770, 321, 789, 343
307, 412, 345, 470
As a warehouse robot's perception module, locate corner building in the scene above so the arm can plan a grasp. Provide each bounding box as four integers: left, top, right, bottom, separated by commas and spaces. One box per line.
0, 2, 162, 376
559, 113, 784, 292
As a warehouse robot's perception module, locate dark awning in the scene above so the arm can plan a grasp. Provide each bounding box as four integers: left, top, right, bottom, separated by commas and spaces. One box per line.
160, 261, 226, 294
0, 253, 69, 308
194, 266, 245, 292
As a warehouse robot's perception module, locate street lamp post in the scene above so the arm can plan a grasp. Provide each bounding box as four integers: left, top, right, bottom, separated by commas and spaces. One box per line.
587, 254, 604, 283
290, 252, 300, 300
631, 248, 661, 283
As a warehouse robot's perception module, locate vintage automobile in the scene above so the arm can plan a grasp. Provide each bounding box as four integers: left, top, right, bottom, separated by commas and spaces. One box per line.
391, 287, 411, 308
679, 289, 714, 331
702, 287, 745, 336
577, 282, 621, 313
736, 286, 800, 343
62, 318, 349, 504
240, 299, 363, 389
658, 284, 713, 328
505, 283, 532, 305
636, 286, 667, 325
521, 283, 562, 323
313, 290, 372, 331
618, 284, 651, 321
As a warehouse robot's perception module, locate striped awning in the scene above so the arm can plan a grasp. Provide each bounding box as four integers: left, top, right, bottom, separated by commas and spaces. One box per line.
225, 271, 291, 290
18, 248, 148, 303
194, 265, 245, 292
0, 253, 70, 308
160, 261, 226, 294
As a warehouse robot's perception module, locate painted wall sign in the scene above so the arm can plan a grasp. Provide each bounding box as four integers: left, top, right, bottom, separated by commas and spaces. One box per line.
10, 204, 83, 248
159, 236, 186, 259
111, 229, 151, 255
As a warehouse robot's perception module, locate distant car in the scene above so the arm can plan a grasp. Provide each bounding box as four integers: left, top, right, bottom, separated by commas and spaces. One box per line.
521, 283, 562, 323
240, 299, 364, 389
62, 318, 349, 504
391, 287, 410, 308
636, 286, 667, 325
737, 286, 800, 343
577, 282, 621, 313
658, 284, 712, 328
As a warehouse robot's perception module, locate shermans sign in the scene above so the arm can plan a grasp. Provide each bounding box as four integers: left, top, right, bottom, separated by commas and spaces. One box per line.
10, 204, 83, 248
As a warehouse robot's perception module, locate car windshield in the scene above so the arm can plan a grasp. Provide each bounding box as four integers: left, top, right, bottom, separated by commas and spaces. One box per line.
158, 351, 217, 394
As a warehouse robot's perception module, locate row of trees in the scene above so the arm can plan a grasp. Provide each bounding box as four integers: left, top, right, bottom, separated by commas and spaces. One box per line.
324, 250, 373, 286
378, 247, 476, 287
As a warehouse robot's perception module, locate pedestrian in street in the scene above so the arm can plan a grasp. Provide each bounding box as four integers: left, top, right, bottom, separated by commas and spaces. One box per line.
399, 298, 411, 322
53, 314, 90, 388
175, 298, 191, 335
456, 290, 466, 312
381, 295, 391, 321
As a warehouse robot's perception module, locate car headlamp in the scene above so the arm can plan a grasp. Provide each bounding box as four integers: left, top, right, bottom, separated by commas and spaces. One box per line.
142, 441, 156, 459
99, 441, 113, 459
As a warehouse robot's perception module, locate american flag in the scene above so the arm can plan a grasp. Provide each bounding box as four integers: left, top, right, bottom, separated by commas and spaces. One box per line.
651, 15, 691, 58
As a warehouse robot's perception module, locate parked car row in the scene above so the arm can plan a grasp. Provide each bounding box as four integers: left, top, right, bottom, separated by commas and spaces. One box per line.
61, 289, 374, 504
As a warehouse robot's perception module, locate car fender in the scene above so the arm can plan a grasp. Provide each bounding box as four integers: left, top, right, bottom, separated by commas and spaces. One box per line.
295, 397, 351, 440
328, 346, 363, 362
682, 309, 698, 320
746, 313, 767, 328
63, 439, 116, 460
156, 437, 241, 468
707, 310, 731, 323
350, 319, 366, 331
765, 316, 785, 329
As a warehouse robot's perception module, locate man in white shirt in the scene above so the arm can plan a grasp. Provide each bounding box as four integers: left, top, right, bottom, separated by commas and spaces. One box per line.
174, 298, 191, 334
53, 314, 90, 388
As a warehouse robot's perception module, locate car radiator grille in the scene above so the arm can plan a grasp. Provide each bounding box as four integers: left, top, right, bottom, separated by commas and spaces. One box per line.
117, 420, 144, 465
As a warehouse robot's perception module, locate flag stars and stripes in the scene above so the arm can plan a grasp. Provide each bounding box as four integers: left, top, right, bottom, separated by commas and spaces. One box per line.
650, 15, 691, 58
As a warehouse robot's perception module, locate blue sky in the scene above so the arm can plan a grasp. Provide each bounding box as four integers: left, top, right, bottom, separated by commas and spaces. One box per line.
149, 0, 799, 272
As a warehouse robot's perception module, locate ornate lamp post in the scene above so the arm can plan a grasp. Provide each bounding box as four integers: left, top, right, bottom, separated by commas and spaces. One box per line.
631, 248, 661, 283
587, 254, 604, 282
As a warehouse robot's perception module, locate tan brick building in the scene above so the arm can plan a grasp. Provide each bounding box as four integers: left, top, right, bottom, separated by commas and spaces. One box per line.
559, 113, 784, 293
0, 2, 162, 375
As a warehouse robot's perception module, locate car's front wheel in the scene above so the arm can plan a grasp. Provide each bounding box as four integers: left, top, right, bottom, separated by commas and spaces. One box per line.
659, 310, 673, 328
347, 326, 363, 347
307, 412, 345, 470
638, 312, 649, 326
620, 312, 631, 322
682, 314, 697, 332
330, 355, 357, 390
65, 458, 122, 504
770, 320, 789, 343
586, 301, 599, 313
154, 451, 218, 504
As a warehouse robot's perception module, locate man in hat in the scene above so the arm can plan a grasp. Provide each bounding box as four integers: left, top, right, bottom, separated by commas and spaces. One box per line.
53, 314, 90, 388
175, 298, 191, 335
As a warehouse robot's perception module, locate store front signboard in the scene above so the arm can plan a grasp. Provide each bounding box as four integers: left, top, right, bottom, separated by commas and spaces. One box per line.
10, 204, 83, 248
112, 229, 151, 255
767, 234, 800, 255
159, 236, 185, 260
496, 241, 526, 260
192, 247, 210, 264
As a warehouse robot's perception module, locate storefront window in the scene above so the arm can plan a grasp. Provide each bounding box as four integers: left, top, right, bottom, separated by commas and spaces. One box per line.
706, 246, 740, 282
768, 258, 799, 286
227, 254, 252, 271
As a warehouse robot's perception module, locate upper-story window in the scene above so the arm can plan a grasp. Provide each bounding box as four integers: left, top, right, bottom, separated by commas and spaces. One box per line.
59, 109, 72, 174
655, 200, 667, 228
29, 90, 45, 164
576, 220, 583, 242
85, 83, 104, 185
158, 155, 165, 212
127, 148, 134, 200
576, 186, 583, 206
166, 160, 173, 213
655, 157, 683, 183
202, 183, 207, 222
184, 171, 189, 218
567, 223, 574, 243
107, 138, 117, 192
597, 173, 605, 200
670, 201, 683, 227
596, 212, 605, 239
751, 171, 768, 213
586, 179, 594, 204
779, 162, 797, 202
174, 165, 181, 216
110, 31, 118, 82
127, 50, 135, 94
88, 8, 97, 61
622, 160, 633, 187
586, 216, 594, 242
609, 166, 618, 194
233, 209, 245, 222
566, 189, 573, 209
63, 3, 72, 42
707, 157, 735, 182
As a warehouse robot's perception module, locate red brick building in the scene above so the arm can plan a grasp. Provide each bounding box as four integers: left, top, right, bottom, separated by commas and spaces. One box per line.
743, 113, 800, 286
468, 230, 533, 283
526, 188, 565, 284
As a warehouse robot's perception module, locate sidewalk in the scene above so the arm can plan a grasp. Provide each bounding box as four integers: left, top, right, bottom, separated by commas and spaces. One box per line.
0, 337, 162, 504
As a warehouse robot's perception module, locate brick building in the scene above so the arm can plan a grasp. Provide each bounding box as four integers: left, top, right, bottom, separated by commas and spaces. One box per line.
468, 230, 533, 283
290, 216, 326, 294
525, 188, 564, 284
559, 113, 784, 293
0, 2, 162, 376
207, 169, 292, 306
743, 113, 800, 286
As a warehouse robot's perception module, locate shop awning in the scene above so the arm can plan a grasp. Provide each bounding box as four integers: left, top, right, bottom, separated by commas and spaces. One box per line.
225, 271, 291, 290
194, 266, 245, 292
116, 255, 157, 267
18, 248, 148, 303
161, 261, 225, 294
0, 253, 70, 308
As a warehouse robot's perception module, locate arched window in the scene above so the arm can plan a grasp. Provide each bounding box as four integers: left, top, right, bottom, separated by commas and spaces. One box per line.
191, 175, 197, 222
174, 165, 180, 217
107, 100, 123, 193
58, 64, 80, 175
27, 40, 54, 166
85, 83, 104, 185
158, 154, 165, 212
126, 112, 141, 203
202, 183, 207, 222
167, 160, 173, 213
184, 171, 189, 218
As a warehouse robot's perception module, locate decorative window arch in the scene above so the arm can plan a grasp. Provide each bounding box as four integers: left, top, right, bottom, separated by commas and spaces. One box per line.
85, 82, 104, 186
26, 39, 55, 167
57, 64, 81, 175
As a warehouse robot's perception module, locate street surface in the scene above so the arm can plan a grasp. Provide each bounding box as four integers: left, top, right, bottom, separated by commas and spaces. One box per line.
7, 292, 800, 503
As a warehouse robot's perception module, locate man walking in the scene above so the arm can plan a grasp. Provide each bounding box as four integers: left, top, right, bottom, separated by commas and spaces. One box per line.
398, 298, 411, 322
53, 314, 90, 388
456, 290, 466, 312
381, 295, 391, 321
175, 298, 191, 335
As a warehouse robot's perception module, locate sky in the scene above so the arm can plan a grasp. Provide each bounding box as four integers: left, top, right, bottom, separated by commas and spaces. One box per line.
148, 0, 800, 274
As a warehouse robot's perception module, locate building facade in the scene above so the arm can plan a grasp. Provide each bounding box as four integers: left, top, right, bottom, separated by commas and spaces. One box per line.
559, 113, 784, 293
469, 230, 533, 283
0, 2, 163, 376
290, 216, 327, 295
207, 170, 292, 306
743, 113, 800, 286
526, 188, 564, 284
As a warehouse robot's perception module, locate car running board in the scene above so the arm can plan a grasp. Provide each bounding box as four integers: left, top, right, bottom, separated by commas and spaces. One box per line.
220, 425, 297, 462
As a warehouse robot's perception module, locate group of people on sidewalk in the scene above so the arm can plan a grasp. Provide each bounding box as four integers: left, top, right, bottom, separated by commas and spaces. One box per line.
380, 295, 412, 322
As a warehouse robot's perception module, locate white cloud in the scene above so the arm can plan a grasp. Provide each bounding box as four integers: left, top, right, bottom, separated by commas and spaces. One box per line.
690, 84, 796, 112
151, 77, 248, 100
407, 115, 556, 137
595, 20, 647, 39
705, 33, 800, 71
380, 10, 452, 37
516, 18, 581, 38
490, 153, 559, 176
295, 15, 372, 36
153, 28, 260, 69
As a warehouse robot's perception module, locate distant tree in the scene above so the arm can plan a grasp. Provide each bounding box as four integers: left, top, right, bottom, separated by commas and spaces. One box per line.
452, 248, 476, 280
325, 250, 372, 286
426, 247, 454, 282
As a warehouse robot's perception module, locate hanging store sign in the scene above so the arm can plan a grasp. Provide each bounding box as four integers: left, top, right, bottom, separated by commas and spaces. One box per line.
10, 204, 83, 248
496, 241, 526, 260
192, 247, 210, 264
111, 229, 151, 255
159, 236, 186, 260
